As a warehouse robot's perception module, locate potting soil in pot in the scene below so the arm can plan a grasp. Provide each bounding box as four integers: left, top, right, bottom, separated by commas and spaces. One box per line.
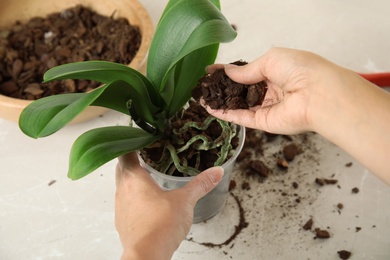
141, 99, 240, 177
0, 5, 141, 100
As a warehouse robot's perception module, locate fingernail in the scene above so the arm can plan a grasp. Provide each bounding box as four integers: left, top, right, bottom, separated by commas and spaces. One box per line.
208, 167, 224, 184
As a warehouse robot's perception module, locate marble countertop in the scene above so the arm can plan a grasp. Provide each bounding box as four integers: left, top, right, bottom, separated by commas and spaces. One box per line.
1, 0, 390, 259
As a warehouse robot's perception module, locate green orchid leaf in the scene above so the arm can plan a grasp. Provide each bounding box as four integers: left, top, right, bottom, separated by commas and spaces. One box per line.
159, 0, 221, 24
209, 0, 221, 10
68, 126, 160, 180
167, 45, 219, 117
19, 93, 85, 138
91, 80, 158, 127
19, 80, 157, 138
44, 61, 161, 107
161, 18, 236, 115
147, 0, 232, 94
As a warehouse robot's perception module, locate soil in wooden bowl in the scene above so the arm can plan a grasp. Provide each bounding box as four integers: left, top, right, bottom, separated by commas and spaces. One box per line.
0, 5, 141, 100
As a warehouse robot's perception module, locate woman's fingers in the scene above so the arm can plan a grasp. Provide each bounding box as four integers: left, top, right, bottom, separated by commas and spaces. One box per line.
180, 166, 224, 206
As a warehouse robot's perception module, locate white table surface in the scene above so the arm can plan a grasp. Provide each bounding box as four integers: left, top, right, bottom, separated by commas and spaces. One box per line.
1, 0, 390, 259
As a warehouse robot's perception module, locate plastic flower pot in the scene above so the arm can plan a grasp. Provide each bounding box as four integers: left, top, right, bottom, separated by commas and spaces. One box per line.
139, 125, 245, 223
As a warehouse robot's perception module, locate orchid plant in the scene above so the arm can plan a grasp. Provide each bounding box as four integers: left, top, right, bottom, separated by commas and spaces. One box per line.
19, 0, 237, 180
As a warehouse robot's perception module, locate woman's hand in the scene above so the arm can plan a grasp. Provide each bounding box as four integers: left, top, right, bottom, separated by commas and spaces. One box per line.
206, 47, 390, 184
206, 47, 348, 135
115, 153, 224, 260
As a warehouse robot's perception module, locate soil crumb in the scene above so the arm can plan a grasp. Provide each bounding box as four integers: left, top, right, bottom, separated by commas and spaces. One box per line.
315, 178, 338, 186
352, 187, 360, 194
337, 250, 352, 259
303, 218, 313, 230
315, 228, 330, 239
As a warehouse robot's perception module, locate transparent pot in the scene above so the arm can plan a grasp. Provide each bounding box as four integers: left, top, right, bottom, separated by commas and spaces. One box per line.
139, 125, 245, 223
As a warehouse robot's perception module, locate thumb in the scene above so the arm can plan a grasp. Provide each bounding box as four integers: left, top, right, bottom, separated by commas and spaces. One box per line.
224, 59, 266, 85
181, 166, 224, 205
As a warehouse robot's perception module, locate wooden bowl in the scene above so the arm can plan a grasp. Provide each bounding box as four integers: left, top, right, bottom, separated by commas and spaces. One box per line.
0, 0, 153, 123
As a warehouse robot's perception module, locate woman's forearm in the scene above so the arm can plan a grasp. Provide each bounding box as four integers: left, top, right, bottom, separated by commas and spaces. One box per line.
313, 67, 390, 184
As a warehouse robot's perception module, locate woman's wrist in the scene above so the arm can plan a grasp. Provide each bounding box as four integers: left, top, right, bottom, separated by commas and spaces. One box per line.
310, 65, 390, 182
121, 249, 142, 260
308, 65, 360, 137
120, 232, 177, 260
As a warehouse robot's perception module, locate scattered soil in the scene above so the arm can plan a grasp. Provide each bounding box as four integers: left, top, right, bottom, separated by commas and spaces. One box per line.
337, 250, 352, 259
277, 158, 289, 169
303, 219, 333, 240
314, 228, 330, 239
187, 193, 249, 249
0, 5, 141, 100
248, 160, 270, 178
229, 179, 237, 191
193, 61, 268, 110
220, 127, 364, 257
234, 128, 274, 183
352, 187, 360, 194
283, 143, 302, 161
315, 178, 338, 186
196, 193, 249, 248
184, 124, 369, 258
336, 203, 344, 214
303, 218, 313, 230
355, 227, 362, 232
47, 180, 56, 186
241, 181, 251, 191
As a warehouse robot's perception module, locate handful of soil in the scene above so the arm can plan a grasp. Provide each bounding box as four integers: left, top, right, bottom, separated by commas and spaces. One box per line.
193, 61, 268, 110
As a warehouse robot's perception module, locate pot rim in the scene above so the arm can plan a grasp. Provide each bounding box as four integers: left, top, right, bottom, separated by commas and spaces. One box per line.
139, 124, 246, 182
